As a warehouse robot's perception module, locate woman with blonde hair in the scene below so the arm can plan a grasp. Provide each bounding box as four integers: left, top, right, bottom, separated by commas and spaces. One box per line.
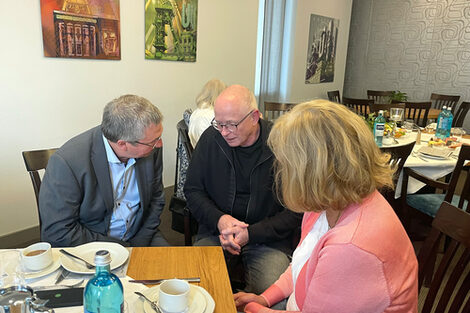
188, 79, 226, 147
234, 100, 418, 312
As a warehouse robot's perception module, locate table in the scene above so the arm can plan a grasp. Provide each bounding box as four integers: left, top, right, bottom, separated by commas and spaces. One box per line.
127, 246, 236, 313
1, 246, 235, 313
394, 132, 470, 197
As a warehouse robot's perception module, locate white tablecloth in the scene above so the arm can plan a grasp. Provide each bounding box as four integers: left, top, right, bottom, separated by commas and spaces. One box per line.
394, 132, 470, 198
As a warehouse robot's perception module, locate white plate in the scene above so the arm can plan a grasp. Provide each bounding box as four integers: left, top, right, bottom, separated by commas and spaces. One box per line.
142, 285, 213, 313
60, 242, 129, 274
24, 250, 61, 280
418, 152, 449, 160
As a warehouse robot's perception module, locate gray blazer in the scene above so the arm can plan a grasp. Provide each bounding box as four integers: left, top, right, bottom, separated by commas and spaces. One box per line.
39, 126, 165, 247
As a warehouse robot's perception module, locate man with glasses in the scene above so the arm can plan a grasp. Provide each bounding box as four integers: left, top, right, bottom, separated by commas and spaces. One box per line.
39, 95, 168, 247
184, 85, 302, 296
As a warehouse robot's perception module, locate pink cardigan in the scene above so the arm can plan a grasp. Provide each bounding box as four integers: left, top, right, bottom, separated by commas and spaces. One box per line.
245, 191, 418, 313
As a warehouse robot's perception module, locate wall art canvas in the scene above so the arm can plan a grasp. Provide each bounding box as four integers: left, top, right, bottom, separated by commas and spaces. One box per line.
40, 0, 120, 60
145, 0, 198, 62
305, 14, 339, 84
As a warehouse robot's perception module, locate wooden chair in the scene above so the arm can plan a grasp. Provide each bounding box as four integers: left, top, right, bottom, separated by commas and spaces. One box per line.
404, 101, 431, 127
327, 90, 341, 103
417, 201, 470, 312
342, 97, 373, 117
367, 90, 394, 104
452, 101, 470, 127
379, 141, 415, 215
169, 119, 198, 246
22, 148, 58, 232
430, 93, 460, 113
400, 144, 470, 233
370, 102, 405, 118
264, 102, 296, 121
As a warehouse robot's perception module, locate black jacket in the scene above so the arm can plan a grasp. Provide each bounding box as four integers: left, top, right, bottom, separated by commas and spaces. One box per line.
184, 119, 302, 253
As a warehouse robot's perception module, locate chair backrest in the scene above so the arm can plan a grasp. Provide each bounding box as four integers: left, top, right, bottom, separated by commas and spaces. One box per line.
380, 141, 415, 186
342, 97, 373, 117
22, 148, 58, 231
327, 90, 341, 103
452, 101, 470, 127
367, 90, 394, 104
404, 101, 431, 127
417, 201, 470, 313
175, 119, 193, 199
22, 149, 58, 207
457, 167, 470, 213
264, 102, 296, 121
430, 93, 460, 113
444, 144, 470, 204
370, 102, 406, 118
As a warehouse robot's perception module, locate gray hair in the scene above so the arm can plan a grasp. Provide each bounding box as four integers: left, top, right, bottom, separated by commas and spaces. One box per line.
196, 79, 226, 109
101, 94, 163, 142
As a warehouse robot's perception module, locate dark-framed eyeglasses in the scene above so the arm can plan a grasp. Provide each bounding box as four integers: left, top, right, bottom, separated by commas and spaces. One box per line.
133, 136, 162, 149
211, 110, 254, 133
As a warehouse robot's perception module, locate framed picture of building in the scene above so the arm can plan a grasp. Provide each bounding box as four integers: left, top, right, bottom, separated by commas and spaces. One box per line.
305, 14, 339, 84
145, 0, 198, 62
40, 0, 120, 60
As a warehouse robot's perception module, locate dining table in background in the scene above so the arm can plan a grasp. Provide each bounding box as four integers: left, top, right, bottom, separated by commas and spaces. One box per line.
393, 132, 470, 198
127, 246, 236, 313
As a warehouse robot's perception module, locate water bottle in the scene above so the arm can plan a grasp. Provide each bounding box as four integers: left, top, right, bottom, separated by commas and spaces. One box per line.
444, 107, 453, 138
84, 250, 123, 313
373, 110, 386, 147
436, 106, 447, 139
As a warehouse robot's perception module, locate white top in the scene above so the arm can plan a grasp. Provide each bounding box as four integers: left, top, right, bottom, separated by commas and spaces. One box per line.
188, 107, 214, 148
286, 211, 329, 310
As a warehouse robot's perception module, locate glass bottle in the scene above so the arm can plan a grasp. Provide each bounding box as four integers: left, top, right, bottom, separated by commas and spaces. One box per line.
373, 110, 386, 147
436, 106, 447, 139
84, 250, 123, 313
444, 107, 453, 139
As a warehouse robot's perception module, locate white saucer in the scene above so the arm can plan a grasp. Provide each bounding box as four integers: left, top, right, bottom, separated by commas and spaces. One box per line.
24, 250, 61, 280
142, 285, 212, 313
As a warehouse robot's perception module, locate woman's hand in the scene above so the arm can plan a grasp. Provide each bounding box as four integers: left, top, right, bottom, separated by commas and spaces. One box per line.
233, 292, 268, 312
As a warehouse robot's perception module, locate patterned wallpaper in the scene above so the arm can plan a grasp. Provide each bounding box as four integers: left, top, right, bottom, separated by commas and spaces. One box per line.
344, 0, 470, 128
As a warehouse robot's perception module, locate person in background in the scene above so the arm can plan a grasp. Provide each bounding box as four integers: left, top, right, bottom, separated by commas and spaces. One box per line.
188, 78, 226, 147
234, 100, 418, 313
184, 85, 302, 297
39, 95, 169, 247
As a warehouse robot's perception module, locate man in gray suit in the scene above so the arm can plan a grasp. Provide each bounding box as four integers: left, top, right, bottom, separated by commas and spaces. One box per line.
39, 95, 168, 247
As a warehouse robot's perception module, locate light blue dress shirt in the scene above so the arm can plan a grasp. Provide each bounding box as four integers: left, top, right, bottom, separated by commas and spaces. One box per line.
102, 135, 140, 241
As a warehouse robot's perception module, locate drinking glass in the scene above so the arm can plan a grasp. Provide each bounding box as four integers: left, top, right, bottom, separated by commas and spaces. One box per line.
451, 128, 466, 141
0, 250, 25, 287
389, 108, 404, 128
424, 119, 436, 134
404, 119, 414, 133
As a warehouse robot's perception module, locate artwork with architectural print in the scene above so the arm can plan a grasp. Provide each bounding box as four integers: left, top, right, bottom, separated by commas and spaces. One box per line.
305, 14, 339, 84
145, 0, 198, 62
40, 0, 120, 60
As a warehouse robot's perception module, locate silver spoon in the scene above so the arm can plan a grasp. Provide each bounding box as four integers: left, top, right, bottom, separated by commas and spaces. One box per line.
59, 249, 95, 269
135, 291, 162, 313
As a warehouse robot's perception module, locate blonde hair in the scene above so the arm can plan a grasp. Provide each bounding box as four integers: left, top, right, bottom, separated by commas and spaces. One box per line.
268, 100, 394, 213
196, 79, 226, 109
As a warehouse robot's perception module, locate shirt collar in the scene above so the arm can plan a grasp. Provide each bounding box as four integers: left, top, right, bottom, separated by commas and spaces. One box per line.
102, 134, 136, 165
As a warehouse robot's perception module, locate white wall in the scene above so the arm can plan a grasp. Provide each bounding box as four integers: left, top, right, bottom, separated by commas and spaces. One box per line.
284, 0, 353, 102
0, 0, 259, 237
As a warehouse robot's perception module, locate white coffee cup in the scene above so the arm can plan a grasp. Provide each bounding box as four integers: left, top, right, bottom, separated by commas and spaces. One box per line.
159, 279, 190, 313
22, 242, 53, 271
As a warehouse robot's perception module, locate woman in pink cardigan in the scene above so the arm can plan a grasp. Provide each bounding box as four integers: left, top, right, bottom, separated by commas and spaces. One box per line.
234, 100, 418, 313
